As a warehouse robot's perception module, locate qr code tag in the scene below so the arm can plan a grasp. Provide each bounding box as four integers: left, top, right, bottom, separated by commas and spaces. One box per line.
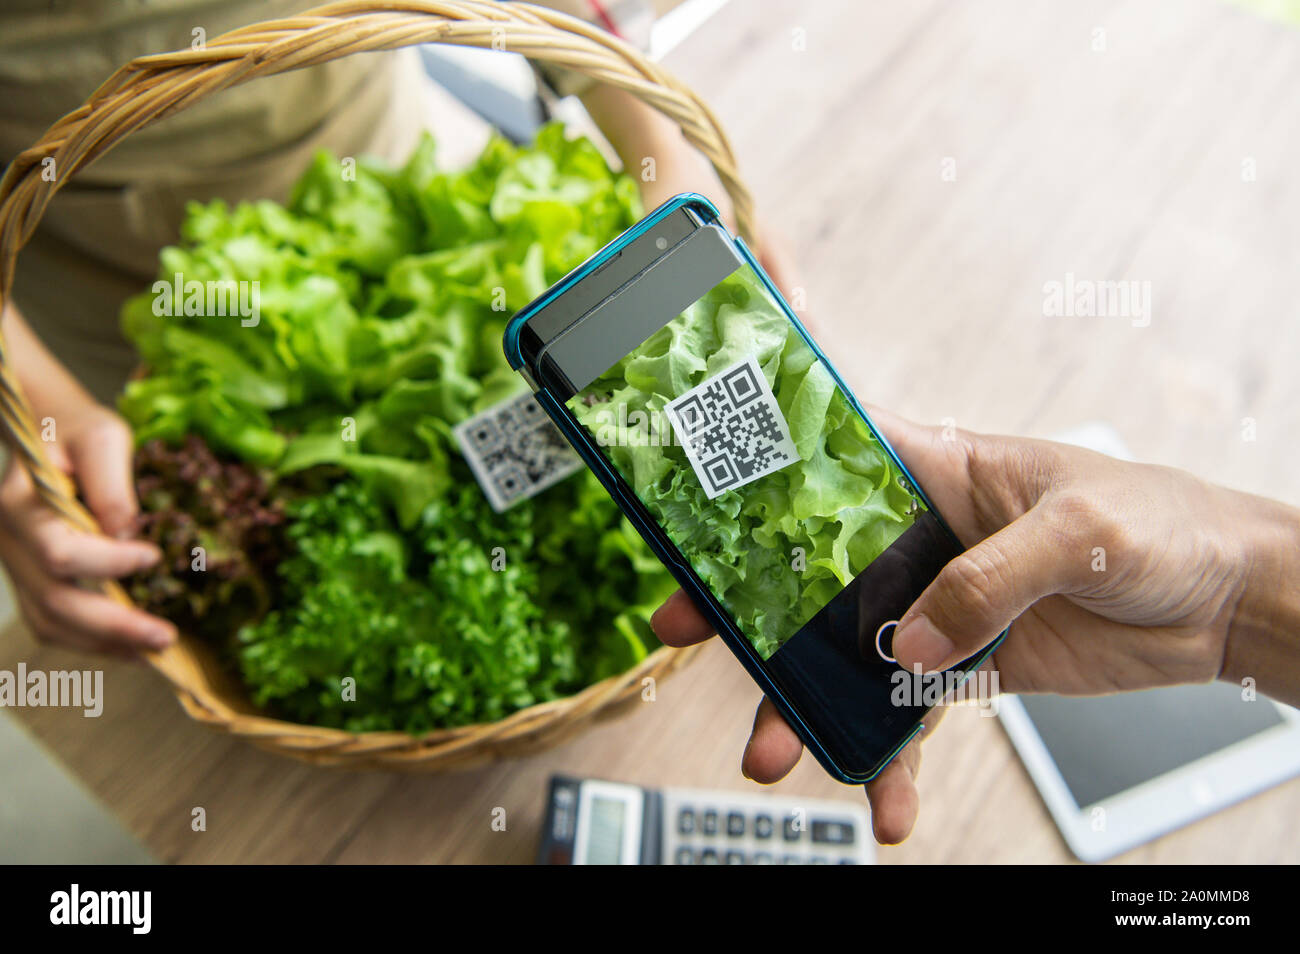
664, 355, 800, 499
453, 391, 583, 512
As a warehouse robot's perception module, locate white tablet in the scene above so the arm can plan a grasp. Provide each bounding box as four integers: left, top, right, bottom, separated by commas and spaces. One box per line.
998, 683, 1300, 861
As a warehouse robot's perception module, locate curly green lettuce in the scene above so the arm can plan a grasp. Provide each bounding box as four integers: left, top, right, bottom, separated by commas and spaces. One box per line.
235, 473, 674, 732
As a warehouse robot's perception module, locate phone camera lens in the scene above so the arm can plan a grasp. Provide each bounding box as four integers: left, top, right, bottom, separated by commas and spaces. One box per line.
655, 236, 668, 251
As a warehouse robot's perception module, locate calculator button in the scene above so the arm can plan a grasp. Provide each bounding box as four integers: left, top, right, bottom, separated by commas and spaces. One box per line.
782, 817, 803, 841
675, 847, 695, 865
677, 808, 696, 836
753, 852, 774, 864
754, 815, 774, 839
811, 819, 856, 845
838, 858, 857, 865
725, 851, 746, 865
700, 848, 720, 864
780, 854, 801, 864
726, 812, 745, 837
702, 810, 719, 836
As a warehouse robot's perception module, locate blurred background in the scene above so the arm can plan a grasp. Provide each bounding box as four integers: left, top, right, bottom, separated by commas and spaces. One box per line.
2, 0, 1298, 864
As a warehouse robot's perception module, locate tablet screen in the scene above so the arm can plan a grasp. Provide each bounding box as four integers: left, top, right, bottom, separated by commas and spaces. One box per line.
1017, 682, 1288, 808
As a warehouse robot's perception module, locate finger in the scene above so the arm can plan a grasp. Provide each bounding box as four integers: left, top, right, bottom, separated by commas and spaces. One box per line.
24, 581, 175, 651
1, 459, 159, 578
16, 592, 141, 659
893, 506, 1079, 673
858, 405, 961, 495
857, 403, 924, 452
861, 699, 948, 843
26, 513, 161, 580
64, 413, 138, 538
860, 406, 979, 517
741, 696, 803, 783
650, 588, 715, 647
864, 751, 921, 844
8, 433, 73, 475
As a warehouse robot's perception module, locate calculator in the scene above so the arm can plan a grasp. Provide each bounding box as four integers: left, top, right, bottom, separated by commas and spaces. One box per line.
537, 775, 875, 865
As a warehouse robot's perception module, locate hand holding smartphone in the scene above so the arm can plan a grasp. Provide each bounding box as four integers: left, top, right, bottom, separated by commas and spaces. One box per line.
504, 195, 1003, 783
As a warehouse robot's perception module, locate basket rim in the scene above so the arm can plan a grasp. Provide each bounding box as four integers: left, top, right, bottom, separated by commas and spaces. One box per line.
167, 636, 701, 756
0, 0, 748, 765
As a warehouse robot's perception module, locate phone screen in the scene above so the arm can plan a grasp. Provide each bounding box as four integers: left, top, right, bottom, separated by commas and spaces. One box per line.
562, 257, 966, 776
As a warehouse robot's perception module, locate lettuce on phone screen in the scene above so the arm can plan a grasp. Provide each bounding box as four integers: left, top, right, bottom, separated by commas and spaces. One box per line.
567, 264, 924, 661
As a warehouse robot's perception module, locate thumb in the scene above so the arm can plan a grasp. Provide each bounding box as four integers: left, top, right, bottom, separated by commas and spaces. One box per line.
892, 505, 1074, 673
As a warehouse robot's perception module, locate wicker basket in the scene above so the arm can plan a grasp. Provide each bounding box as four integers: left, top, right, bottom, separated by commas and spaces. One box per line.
0, 0, 755, 769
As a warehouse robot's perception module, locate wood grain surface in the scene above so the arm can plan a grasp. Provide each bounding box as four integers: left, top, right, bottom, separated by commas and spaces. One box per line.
3, 0, 1298, 863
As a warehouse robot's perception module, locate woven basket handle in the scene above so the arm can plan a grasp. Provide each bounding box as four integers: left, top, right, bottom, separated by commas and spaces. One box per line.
0, 0, 754, 548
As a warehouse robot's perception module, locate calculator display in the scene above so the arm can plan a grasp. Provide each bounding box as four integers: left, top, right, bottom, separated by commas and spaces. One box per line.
583, 797, 628, 865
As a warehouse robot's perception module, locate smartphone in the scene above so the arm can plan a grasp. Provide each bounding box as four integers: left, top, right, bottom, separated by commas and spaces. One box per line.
504, 194, 1003, 784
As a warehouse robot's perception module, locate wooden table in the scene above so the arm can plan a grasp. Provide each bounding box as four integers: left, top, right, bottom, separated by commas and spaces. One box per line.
4, 0, 1299, 863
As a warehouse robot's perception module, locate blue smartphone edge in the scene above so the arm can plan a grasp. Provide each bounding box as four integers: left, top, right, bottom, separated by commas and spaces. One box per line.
503, 193, 1006, 786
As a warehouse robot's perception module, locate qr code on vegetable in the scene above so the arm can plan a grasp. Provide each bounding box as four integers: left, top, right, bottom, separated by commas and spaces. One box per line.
665, 355, 800, 499
453, 391, 583, 512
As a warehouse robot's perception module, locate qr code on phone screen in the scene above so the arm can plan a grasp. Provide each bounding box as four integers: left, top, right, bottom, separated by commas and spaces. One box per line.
664, 355, 800, 499
453, 391, 583, 512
